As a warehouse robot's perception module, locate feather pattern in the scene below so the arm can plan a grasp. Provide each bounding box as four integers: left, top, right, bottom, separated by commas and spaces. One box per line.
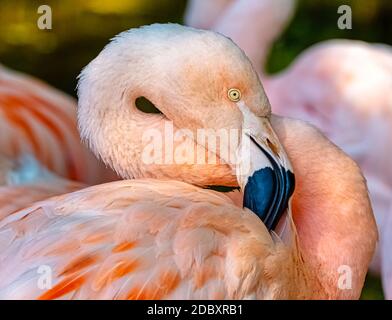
0, 179, 308, 300
0, 64, 116, 184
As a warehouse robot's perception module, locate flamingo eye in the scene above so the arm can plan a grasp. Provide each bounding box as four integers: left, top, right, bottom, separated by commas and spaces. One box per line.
227, 88, 241, 102
135, 96, 163, 114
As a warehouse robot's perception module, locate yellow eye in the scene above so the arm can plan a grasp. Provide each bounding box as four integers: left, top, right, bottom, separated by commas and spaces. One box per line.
227, 88, 241, 102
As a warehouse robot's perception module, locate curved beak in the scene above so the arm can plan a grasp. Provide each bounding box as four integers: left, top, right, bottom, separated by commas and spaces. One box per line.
236, 103, 295, 231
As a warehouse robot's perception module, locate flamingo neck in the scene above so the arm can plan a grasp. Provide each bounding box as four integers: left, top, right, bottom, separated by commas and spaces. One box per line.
270, 116, 377, 299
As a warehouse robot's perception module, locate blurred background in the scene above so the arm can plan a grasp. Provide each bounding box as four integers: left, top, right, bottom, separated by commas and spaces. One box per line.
0, 0, 390, 299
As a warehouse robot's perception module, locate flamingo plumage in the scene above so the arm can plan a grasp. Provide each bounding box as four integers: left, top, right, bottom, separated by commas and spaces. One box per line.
0, 64, 116, 185
0, 155, 84, 221
0, 24, 377, 300
0, 64, 116, 223
185, 0, 392, 298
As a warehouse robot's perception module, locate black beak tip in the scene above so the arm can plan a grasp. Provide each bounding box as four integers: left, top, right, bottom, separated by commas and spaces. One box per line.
243, 167, 295, 231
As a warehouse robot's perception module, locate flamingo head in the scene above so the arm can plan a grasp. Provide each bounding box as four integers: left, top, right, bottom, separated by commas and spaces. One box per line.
77, 24, 295, 231
185, 0, 297, 72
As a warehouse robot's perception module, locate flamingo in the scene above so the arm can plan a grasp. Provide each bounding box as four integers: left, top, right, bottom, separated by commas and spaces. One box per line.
0, 64, 117, 222
185, 0, 392, 298
185, 0, 296, 74
0, 64, 117, 185
0, 154, 84, 221
0, 24, 377, 300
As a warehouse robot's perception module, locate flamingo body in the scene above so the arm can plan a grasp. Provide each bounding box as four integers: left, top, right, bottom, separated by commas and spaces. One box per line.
0, 179, 305, 300
0, 155, 84, 221
0, 64, 116, 184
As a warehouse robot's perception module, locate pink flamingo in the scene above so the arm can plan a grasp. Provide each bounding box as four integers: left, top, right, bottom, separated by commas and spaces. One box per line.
0, 154, 84, 221
0, 24, 376, 299
0, 64, 117, 185
0, 64, 117, 222
185, 0, 392, 298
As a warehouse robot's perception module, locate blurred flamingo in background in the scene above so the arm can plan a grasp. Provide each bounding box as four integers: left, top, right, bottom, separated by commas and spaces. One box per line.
185, 0, 392, 298
0, 63, 116, 185
383, 206, 392, 299
0, 64, 117, 220
185, 0, 296, 76
0, 25, 377, 299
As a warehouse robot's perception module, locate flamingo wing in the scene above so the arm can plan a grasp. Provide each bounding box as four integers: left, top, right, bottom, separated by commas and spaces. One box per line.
0, 64, 116, 184
0, 182, 83, 221
0, 180, 297, 300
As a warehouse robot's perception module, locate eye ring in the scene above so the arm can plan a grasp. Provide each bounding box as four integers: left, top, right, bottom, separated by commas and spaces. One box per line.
228, 88, 241, 102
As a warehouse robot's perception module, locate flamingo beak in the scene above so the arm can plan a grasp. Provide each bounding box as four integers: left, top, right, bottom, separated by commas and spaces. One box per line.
236, 103, 295, 231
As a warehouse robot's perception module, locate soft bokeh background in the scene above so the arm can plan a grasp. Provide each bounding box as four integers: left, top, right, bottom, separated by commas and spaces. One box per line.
0, 0, 390, 299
